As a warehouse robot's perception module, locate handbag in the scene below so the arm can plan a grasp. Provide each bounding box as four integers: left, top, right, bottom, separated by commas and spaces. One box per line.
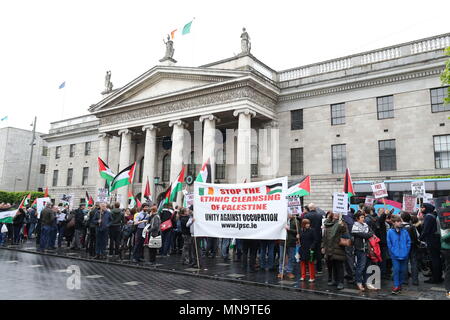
160, 218, 173, 232
339, 237, 352, 247
147, 235, 162, 248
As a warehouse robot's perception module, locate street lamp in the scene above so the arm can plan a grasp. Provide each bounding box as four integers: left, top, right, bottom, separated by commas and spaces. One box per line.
13, 177, 22, 192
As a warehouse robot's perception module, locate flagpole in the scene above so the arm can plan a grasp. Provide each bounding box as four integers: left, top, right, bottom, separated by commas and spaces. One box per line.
26, 116, 37, 191
61, 84, 66, 120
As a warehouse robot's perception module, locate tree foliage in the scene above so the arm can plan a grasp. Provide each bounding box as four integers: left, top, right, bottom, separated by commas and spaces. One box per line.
440, 47, 450, 104
0, 191, 44, 206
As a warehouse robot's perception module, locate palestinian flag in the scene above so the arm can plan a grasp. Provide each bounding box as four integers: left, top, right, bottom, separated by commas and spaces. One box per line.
85, 191, 94, 206
287, 176, 311, 197
343, 168, 354, 198
128, 190, 136, 208
44, 187, 49, 197
31, 198, 37, 207
136, 198, 142, 209
158, 184, 172, 213
0, 205, 19, 223
144, 177, 152, 203
22, 193, 31, 207
195, 158, 211, 183
98, 157, 115, 182
110, 162, 136, 192
266, 183, 282, 195
169, 166, 185, 203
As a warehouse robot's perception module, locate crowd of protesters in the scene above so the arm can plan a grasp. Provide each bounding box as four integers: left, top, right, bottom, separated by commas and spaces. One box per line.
0, 199, 449, 298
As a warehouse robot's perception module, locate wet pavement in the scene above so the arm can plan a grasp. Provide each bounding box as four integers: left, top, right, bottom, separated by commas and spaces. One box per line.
1, 240, 448, 300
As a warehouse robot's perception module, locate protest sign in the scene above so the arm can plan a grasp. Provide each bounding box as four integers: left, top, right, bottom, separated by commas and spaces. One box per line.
37, 197, 51, 219
364, 196, 375, 207
371, 182, 388, 199
423, 193, 434, 205
411, 181, 425, 198
434, 196, 450, 229
287, 195, 302, 215
332, 192, 348, 215
193, 177, 288, 240
402, 195, 417, 212
182, 190, 194, 208
96, 188, 110, 203
61, 194, 74, 208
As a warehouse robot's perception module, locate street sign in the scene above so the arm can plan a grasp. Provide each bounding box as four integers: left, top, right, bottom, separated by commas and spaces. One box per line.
411, 181, 425, 198
333, 192, 348, 215
371, 182, 388, 199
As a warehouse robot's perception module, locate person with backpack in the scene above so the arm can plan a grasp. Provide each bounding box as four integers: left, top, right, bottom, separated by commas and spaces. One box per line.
419, 203, 444, 284
351, 211, 376, 291
401, 212, 420, 286
388, 215, 411, 294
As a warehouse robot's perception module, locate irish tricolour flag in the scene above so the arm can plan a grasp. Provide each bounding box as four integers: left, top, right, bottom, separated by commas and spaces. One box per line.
110, 162, 136, 192
195, 158, 211, 183
287, 176, 311, 197
98, 157, 115, 182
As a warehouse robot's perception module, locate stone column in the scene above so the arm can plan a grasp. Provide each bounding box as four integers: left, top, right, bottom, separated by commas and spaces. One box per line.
141, 124, 158, 204
199, 114, 218, 182
169, 120, 186, 205
118, 129, 133, 208
269, 121, 279, 178
233, 108, 256, 183
96, 133, 112, 196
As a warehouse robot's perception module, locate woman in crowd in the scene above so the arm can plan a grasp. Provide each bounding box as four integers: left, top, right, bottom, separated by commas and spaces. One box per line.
299, 218, 317, 282
352, 211, 375, 291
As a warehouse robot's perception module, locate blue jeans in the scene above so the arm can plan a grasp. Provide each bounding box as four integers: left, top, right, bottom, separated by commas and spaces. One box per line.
160, 229, 173, 256
57, 224, 65, 247
49, 224, 57, 248
355, 249, 369, 285
221, 238, 231, 259
392, 259, 408, 288
95, 228, 108, 256
260, 240, 275, 269
405, 248, 419, 283
40, 225, 51, 250
279, 245, 296, 274
28, 223, 36, 238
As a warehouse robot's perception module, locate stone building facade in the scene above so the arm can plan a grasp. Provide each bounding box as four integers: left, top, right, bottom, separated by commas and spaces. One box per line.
42, 32, 450, 209
0, 127, 48, 192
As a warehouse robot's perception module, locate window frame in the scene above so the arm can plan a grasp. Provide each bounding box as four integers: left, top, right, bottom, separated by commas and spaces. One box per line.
69, 144, 75, 158
291, 109, 303, 130
430, 87, 450, 113
52, 170, 59, 187
82, 167, 89, 185
290, 147, 304, 176
378, 139, 397, 171
162, 154, 171, 182
331, 103, 345, 126
331, 144, 347, 174
84, 142, 91, 156
40, 164, 46, 174
433, 134, 450, 169
67, 168, 73, 186
376, 95, 394, 120
55, 146, 61, 159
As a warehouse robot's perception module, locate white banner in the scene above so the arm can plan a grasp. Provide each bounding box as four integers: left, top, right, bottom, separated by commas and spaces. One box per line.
333, 192, 348, 215
193, 177, 288, 240
371, 182, 388, 199
37, 197, 51, 219
287, 195, 302, 215
411, 181, 426, 198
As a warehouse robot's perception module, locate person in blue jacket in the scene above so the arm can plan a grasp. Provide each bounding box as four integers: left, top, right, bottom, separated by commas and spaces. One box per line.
387, 215, 411, 294
93, 202, 112, 259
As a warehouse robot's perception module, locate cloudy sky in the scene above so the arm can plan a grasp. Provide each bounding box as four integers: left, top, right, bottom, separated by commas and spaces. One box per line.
0, 0, 448, 133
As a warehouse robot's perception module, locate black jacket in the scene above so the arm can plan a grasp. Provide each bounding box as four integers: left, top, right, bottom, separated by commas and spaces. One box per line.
375, 212, 389, 246
179, 215, 191, 235
420, 213, 440, 248
286, 217, 300, 248
13, 211, 25, 226
351, 222, 374, 251
110, 208, 124, 227
403, 222, 419, 249
304, 210, 323, 240
299, 228, 317, 261
74, 208, 85, 230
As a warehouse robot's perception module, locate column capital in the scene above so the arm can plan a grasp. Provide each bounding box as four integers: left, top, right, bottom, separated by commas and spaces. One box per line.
263, 120, 279, 129
118, 129, 134, 136
233, 108, 256, 118
98, 132, 112, 139
142, 124, 159, 132
199, 114, 220, 123
168, 120, 187, 128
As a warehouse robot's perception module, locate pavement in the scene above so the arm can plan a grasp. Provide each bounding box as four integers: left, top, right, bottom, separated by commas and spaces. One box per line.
1, 239, 448, 300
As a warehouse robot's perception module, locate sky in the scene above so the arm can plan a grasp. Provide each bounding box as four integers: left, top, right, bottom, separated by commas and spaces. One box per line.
0, 0, 449, 134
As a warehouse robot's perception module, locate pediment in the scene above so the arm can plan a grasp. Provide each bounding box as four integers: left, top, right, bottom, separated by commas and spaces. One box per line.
90, 67, 246, 113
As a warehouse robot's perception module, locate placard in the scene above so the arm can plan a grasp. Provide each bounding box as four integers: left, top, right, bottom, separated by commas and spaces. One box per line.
287, 195, 302, 215
402, 195, 417, 213
411, 181, 425, 198
332, 192, 348, 215
96, 188, 110, 203
193, 177, 288, 240
371, 182, 388, 199
37, 197, 51, 219
183, 191, 194, 208
364, 196, 375, 207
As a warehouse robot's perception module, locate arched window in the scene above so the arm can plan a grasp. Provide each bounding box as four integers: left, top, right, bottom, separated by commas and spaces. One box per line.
162, 154, 171, 182
187, 151, 196, 177
215, 148, 226, 180
139, 157, 144, 183
251, 145, 258, 178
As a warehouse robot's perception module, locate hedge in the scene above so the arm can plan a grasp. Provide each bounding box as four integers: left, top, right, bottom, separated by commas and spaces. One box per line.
0, 191, 45, 206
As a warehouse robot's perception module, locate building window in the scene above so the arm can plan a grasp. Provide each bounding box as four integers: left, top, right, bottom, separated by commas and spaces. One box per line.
42, 146, 48, 156
291, 148, 304, 176
434, 135, 450, 169
332, 144, 346, 174
82, 167, 89, 185
379, 139, 397, 171
55, 146, 61, 159
84, 142, 91, 156
162, 154, 171, 182
251, 145, 258, 177
52, 170, 59, 187
431, 87, 449, 112
215, 149, 226, 180
331, 103, 345, 125
67, 168, 73, 186
187, 151, 196, 177
377, 95, 394, 119
40, 164, 46, 174
69, 144, 75, 158
291, 109, 303, 130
